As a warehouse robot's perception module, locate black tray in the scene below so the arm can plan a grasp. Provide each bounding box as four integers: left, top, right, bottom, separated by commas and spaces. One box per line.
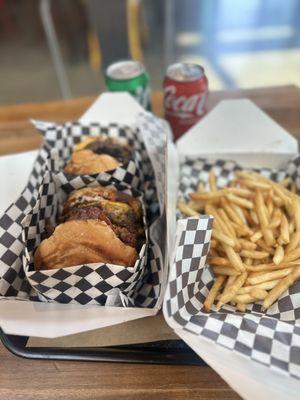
0, 328, 205, 365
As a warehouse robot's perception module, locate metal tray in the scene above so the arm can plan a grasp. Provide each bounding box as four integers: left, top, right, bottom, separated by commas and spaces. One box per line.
0, 328, 205, 365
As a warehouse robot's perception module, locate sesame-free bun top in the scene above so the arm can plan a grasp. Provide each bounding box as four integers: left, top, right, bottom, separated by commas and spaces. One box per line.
34, 219, 138, 270
64, 136, 132, 175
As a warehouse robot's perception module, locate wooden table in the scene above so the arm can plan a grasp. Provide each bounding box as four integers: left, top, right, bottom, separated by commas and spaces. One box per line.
0, 85, 299, 400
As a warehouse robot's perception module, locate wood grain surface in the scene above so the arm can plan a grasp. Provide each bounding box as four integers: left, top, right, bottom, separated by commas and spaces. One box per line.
0, 85, 300, 155
1, 86, 299, 400
0, 343, 241, 400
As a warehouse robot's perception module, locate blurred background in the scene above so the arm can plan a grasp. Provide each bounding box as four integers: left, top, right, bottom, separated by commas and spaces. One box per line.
1, 0, 300, 105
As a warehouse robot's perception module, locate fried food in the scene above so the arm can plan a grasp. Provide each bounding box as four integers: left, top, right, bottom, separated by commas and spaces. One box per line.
178, 169, 300, 312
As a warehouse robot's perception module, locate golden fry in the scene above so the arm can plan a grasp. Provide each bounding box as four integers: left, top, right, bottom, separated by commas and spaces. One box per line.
250, 231, 263, 243
273, 185, 292, 207
218, 209, 237, 238
262, 228, 275, 247
238, 279, 281, 294
238, 179, 271, 190
208, 256, 230, 267
279, 177, 291, 188
292, 198, 300, 231
240, 250, 269, 259
250, 210, 259, 225
206, 205, 233, 238
222, 244, 245, 272
274, 196, 284, 207
255, 190, 275, 246
286, 230, 300, 253
212, 229, 236, 247
212, 266, 241, 276
246, 268, 292, 285
249, 288, 268, 300
226, 193, 253, 209
209, 170, 217, 192
223, 275, 236, 293
273, 245, 284, 265
177, 202, 199, 217
245, 261, 300, 272
232, 204, 248, 225
283, 246, 300, 263
216, 272, 248, 309
203, 275, 226, 312
279, 213, 290, 244
262, 267, 300, 310
254, 192, 268, 225
190, 190, 226, 201
234, 293, 256, 304
289, 220, 295, 235
236, 303, 246, 312
222, 199, 245, 226
269, 208, 282, 229
197, 182, 206, 193
238, 239, 257, 251
210, 239, 218, 248
227, 188, 252, 198
256, 239, 274, 254
188, 201, 205, 212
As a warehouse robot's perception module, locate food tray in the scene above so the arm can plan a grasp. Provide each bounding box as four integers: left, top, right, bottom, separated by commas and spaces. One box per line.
0, 329, 205, 365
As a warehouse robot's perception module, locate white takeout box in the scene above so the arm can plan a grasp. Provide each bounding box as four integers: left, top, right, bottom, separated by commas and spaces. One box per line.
1, 93, 300, 400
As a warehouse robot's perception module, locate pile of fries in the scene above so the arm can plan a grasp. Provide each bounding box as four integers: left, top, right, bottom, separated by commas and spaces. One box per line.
178, 170, 300, 313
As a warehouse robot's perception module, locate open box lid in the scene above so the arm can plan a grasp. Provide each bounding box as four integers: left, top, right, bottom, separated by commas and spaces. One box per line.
177, 99, 298, 169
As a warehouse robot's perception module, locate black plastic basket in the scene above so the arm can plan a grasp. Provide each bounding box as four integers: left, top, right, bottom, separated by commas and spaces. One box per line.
0, 328, 205, 365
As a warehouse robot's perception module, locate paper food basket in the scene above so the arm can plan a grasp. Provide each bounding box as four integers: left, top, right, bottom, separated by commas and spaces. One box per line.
1, 93, 300, 399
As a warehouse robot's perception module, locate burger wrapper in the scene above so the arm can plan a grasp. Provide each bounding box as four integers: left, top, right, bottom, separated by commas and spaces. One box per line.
0, 113, 167, 309
164, 156, 300, 379
21, 166, 152, 306
32, 120, 160, 223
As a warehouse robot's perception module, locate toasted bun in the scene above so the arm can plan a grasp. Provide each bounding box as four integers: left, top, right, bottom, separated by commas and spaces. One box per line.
34, 220, 138, 270
64, 149, 120, 175
64, 136, 132, 176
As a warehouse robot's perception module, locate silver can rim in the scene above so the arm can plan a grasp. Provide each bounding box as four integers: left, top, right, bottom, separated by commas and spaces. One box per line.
166, 63, 205, 82
106, 60, 145, 80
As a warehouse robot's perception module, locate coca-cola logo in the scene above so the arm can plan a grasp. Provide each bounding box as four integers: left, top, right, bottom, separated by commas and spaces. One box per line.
164, 85, 207, 118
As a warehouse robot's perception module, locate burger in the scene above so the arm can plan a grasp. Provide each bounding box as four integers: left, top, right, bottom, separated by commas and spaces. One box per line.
64, 136, 132, 175
34, 186, 145, 271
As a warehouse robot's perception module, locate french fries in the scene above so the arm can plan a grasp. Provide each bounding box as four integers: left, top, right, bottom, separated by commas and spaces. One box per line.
178, 169, 300, 312
203, 275, 226, 312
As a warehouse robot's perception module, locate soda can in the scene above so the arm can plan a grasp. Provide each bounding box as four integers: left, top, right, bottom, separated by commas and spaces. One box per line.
163, 63, 208, 140
105, 60, 151, 110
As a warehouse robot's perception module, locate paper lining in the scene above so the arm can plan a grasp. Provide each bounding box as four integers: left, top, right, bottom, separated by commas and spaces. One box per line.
0, 114, 167, 308
164, 156, 300, 379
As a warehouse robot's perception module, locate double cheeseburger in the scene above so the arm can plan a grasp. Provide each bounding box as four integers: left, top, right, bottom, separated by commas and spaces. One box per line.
34, 186, 144, 271
64, 136, 132, 175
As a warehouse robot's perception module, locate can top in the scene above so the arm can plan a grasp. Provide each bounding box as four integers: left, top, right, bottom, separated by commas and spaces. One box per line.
166, 63, 205, 82
106, 60, 145, 80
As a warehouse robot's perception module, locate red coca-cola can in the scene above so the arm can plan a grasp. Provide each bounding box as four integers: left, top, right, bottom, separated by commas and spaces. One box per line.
163, 63, 208, 140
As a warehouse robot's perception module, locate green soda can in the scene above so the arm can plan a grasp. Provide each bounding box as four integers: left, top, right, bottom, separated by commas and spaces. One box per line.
105, 60, 151, 110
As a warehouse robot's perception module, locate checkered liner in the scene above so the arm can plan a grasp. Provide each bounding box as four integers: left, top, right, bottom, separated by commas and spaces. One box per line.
137, 113, 167, 214
32, 119, 160, 223
165, 156, 300, 379
0, 116, 167, 308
